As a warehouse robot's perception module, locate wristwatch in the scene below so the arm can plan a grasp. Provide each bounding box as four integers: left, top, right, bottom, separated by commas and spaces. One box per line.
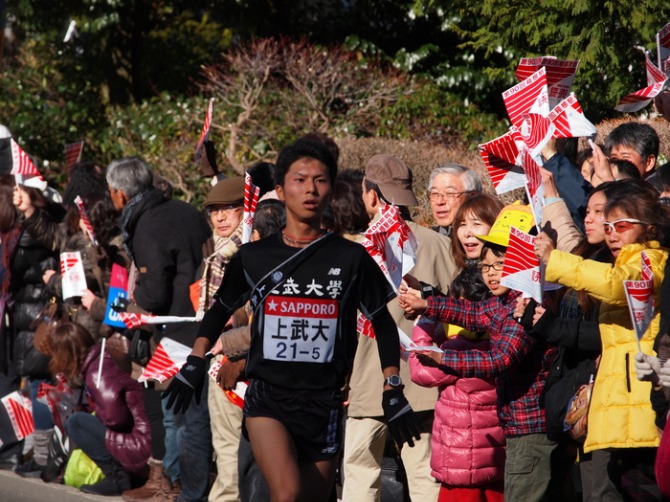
383, 375, 403, 388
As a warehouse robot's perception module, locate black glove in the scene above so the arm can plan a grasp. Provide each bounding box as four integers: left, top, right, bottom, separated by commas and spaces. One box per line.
382, 388, 421, 448
163, 355, 207, 413
519, 298, 538, 331
111, 296, 129, 312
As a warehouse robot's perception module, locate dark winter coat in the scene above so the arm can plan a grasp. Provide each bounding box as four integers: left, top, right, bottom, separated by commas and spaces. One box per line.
121, 187, 210, 347
80, 342, 151, 474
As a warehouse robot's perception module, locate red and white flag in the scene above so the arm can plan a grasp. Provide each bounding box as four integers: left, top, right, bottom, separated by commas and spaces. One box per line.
358, 204, 417, 343
74, 196, 97, 245
241, 172, 261, 244
61, 251, 87, 300
623, 251, 655, 344
361, 204, 418, 292
195, 98, 214, 155
208, 359, 248, 409
548, 93, 597, 138
515, 57, 580, 108
0, 391, 34, 442
657, 22, 670, 74
117, 312, 200, 329
518, 149, 544, 229
503, 67, 550, 127
10, 139, 45, 190
501, 227, 542, 303
478, 132, 525, 194
616, 53, 668, 113
513, 113, 555, 158
64, 141, 84, 170
138, 337, 192, 383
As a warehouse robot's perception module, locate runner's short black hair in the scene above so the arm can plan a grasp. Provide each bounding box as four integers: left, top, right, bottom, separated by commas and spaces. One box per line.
275, 137, 338, 186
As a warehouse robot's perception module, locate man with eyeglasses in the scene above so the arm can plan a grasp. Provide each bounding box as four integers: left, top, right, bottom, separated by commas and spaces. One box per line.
106, 157, 212, 502
427, 164, 482, 236
342, 154, 457, 502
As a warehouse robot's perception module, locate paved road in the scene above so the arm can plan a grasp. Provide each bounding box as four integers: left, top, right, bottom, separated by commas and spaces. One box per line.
0, 468, 123, 502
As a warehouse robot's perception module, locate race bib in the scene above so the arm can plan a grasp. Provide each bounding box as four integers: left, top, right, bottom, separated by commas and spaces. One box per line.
263, 295, 337, 363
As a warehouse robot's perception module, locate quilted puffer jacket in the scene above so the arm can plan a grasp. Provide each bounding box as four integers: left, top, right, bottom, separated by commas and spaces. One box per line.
409, 318, 505, 486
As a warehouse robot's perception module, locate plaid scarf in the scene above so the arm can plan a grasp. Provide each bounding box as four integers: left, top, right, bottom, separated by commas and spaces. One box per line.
197, 224, 243, 314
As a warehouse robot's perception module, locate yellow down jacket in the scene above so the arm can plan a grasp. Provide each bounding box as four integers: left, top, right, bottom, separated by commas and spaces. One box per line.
545, 241, 667, 453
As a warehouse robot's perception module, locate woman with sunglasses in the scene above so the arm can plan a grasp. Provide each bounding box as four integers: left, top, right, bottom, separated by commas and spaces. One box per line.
534, 178, 669, 499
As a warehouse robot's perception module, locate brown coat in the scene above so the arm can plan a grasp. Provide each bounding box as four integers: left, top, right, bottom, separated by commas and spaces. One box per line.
347, 222, 456, 416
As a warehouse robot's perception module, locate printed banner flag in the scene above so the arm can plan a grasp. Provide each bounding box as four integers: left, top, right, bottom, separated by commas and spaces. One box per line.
10, 139, 39, 177
548, 94, 597, 138
478, 132, 525, 194
74, 196, 97, 245
208, 359, 249, 409
117, 312, 199, 329
138, 337, 192, 383
615, 52, 667, 113
657, 22, 670, 74
103, 263, 129, 328
519, 150, 544, 229
64, 141, 84, 170
61, 251, 87, 300
515, 57, 580, 108
195, 98, 214, 157
0, 391, 34, 445
241, 172, 261, 244
501, 227, 542, 303
624, 251, 655, 342
503, 67, 550, 127
361, 204, 418, 292
624, 279, 655, 341
514, 113, 555, 158
358, 204, 417, 341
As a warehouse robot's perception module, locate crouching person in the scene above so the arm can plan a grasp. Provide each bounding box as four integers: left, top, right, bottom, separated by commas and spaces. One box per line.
46, 322, 151, 496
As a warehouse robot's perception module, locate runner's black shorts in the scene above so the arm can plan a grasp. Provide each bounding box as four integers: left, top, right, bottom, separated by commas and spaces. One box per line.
243, 379, 344, 462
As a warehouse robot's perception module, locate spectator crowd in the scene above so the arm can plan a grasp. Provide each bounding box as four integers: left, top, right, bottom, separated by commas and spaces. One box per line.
1, 101, 670, 502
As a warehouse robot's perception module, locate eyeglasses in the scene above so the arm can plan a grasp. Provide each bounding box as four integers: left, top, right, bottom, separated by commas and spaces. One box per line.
478, 261, 504, 273
603, 218, 648, 235
428, 191, 470, 202
207, 205, 242, 217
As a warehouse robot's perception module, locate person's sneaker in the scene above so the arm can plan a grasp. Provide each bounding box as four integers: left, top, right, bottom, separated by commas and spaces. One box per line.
15, 459, 45, 478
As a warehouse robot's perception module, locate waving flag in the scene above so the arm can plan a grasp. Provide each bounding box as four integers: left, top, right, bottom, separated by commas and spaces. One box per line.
514, 113, 555, 158
138, 337, 192, 383
515, 57, 580, 108
358, 204, 417, 341
208, 359, 248, 409
501, 227, 542, 303
64, 141, 84, 170
74, 196, 97, 245
117, 312, 199, 329
503, 67, 550, 127
103, 263, 129, 328
478, 132, 525, 194
241, 171, 261, 244
61, 251, 87, 300
657, 22, 670, 74
624, 251, 655, 348
519, 150, 544, 228
195, 98, 214, 156
548, 94, 597, 138
361, 204, 417, 292
616, 53, 667, 113
0, 391, 34, 444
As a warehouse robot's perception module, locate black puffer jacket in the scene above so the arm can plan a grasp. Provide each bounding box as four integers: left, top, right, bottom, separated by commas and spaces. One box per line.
11, 207, 62, 332
121, 187, 210, 347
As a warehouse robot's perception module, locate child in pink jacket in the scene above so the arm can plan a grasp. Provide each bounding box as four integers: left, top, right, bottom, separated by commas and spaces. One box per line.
409, 267, 505, 502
